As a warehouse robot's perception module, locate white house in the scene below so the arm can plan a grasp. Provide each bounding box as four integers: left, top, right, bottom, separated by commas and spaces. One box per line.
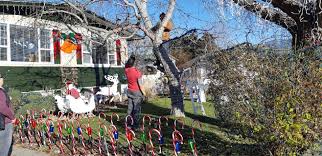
0, 1, 135, 91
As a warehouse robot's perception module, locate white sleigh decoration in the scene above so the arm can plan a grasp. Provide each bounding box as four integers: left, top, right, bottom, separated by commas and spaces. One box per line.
55, 83, 95, 114
95, 74, 122, 105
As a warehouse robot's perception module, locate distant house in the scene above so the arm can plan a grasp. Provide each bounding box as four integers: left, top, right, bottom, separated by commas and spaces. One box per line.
0, 1, 137, 91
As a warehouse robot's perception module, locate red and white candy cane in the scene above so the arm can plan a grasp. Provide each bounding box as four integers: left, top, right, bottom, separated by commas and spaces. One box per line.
56, 119, 65, 154
14, 116, 23, 143
172, 130, 184, 156
45, 119, 54, 150
69, 120, 76, 155
191, 120, 202, 142
141, 115, 152, 131
99, 112, 107, 124
110, 112, 119, 125
126, 127, 135, 155
23, 113, 33, 145
158, 116, 169, 131
173, 118, 185, 131
190, 120, 202, 156
149, 128, 161, 156
125, 115, 134, 129
75, 118, 86, 149
108, 125, 118, 156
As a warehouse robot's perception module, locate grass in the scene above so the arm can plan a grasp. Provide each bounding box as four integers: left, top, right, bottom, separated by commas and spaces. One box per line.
14, 97, 263, 155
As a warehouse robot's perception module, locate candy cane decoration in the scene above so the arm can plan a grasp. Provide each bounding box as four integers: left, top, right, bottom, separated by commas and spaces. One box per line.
172, 130, 184, 156
85, 117, 93, 149
189, 120, 202, 156
126, 127, 135, 155
141, 115, 152, 131
173, 118, 185, 131
125, 115, 134, 129
100, 124, 111, 156
23, 114, 33, 145
108, 125, 118, 156
149, 129, 161, 156
69, 120, 76, 155
57, 120, 65, 154
158, 116, 168, 154
158, 116, 168, 131
110, 113, 119, 126
99, 112, 107, 124
75, 119, 86, 149
97, 124, 103, 155
46, 119, 54, 149
14, 116, 23, 144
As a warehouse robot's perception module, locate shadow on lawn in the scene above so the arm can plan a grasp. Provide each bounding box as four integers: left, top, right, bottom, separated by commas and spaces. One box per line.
94, 100, 264, 155
142, 101, 264, 155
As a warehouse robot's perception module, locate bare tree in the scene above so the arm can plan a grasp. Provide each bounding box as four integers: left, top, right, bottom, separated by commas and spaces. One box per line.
36, 0, 186, 116
206, 0, 322, 49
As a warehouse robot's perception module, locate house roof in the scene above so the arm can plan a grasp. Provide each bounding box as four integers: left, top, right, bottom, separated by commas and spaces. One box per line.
0, 0, 141, 40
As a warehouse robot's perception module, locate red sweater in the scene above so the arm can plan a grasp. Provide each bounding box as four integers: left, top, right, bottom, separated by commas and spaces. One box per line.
0, 88, 14, 124
125, 67, 142, 91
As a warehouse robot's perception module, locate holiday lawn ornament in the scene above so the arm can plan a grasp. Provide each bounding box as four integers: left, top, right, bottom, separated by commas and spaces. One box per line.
173, 118, 185, 131
126, 127, 135, 155
22, 114, 33, 145
75, 118, 86, 150
57, 119, 65, 154
158, 116, 168, 154
189, 120, 202, 156
13, 117, 23, 144
95, 74, 122, 105
125, 115, 135, 155
141, 115, 152, 154
108, 124, 118, 156
149, 128, 161, 156
55, 81, 95, 114
110, 112, 120, 126
172, 130, 184, 156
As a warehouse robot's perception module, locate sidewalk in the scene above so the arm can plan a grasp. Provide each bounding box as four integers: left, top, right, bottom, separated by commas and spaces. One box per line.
11, 146, 49, 156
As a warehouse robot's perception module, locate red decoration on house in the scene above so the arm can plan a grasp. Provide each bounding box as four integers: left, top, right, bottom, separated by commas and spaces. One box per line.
52, 30, 61, 64
75, 33, 82, 64
116, 39, 121, 65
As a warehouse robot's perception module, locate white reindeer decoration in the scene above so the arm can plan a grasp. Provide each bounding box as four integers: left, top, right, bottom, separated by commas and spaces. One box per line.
95, 74, 122, 105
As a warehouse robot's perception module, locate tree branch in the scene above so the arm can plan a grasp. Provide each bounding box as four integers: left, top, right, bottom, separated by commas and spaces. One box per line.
232, 0, 297, 34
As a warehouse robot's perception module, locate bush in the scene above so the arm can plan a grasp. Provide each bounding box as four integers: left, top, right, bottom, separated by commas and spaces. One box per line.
8, 89, 23, 112
15, 93, 56, 117
208, 44, 321, 155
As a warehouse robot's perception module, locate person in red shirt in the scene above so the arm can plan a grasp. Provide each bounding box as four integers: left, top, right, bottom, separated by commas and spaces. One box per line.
125, 55, 144, 130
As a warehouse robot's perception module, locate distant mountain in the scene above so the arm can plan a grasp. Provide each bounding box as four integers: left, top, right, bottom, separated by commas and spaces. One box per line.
263, 39, 292, 49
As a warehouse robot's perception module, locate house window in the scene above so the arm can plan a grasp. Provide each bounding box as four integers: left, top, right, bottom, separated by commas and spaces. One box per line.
83, 41, 91, 64
92, 42, 108, 64
107, 40, 116, 65
10, 25, 38, 62
0, 24, 7, 61
40, 29, 51, 62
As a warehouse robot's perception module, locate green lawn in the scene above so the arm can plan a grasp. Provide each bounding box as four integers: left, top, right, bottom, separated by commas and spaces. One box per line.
15, 97, 262, 155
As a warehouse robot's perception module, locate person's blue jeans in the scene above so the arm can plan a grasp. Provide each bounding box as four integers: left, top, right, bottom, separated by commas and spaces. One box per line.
0, 122, 13, 156
127, 90, 143, 130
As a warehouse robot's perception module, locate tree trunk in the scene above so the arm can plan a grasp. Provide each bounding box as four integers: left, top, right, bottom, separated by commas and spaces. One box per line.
153, 43, 185, 117
292, 5, 322, 49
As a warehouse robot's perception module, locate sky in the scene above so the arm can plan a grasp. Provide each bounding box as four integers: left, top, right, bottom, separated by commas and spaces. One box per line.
33, 0, 292, 48
170, 0, 292, 48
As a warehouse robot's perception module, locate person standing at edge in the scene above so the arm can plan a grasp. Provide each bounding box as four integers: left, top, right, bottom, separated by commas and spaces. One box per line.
125, 55, 145, 131
0, 74, 15, 156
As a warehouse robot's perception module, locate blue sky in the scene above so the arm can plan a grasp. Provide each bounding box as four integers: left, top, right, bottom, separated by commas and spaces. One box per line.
40, 0, 292, 48
169, 0, 292, 48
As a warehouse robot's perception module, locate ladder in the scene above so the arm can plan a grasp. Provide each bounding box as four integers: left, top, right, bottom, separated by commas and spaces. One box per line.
60, 67, 78, 93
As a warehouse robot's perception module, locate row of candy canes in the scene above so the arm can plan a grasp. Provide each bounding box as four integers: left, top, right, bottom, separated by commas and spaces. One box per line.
13, 110, 203, 156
